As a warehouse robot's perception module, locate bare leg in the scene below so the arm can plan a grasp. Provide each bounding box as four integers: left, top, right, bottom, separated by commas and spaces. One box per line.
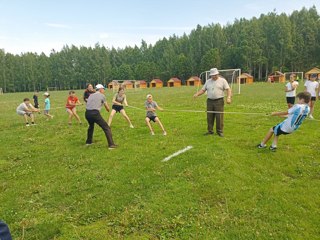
23, 114, 29, 124
120, 109, 133, 127
272, 135, 279, 147
72, 108, 82, 123
66, 109, 74, 124
155, 117, 166, 132
145, 117, 154, 133
309, 101, 315, 116
261, 128, 274, 145
108, 109, 116, 126
30, 113, 35, 123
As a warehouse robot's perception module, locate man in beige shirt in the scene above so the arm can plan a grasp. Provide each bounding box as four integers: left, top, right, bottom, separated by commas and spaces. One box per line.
194, 68, 232, 137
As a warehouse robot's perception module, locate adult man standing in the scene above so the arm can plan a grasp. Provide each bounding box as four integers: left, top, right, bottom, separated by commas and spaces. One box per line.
193, 68, 232, 137
85, 84, 117, 149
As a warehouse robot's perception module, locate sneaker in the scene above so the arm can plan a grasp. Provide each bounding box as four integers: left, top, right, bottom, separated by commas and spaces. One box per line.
108, 144, 118, 150
31, 123, 37, 126
151, 131, 155, 136
269, 146, 277, 151
309, 114, 314, 119
26, 123, 30, 127
86, 142, 92, 146
130, 124, 134, 128
257, 144, 267, 149
217, 133, 224, 137
204, 131, 214, 135
163, 131, 167, 136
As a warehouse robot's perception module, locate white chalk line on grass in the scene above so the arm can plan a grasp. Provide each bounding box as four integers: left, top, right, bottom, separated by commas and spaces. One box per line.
162, 146, 193, 162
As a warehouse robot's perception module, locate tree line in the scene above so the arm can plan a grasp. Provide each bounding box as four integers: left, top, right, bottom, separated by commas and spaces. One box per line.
0, 6, 319, 93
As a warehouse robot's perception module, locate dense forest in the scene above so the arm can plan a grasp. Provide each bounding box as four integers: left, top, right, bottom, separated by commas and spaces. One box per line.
0, 7, 320, 92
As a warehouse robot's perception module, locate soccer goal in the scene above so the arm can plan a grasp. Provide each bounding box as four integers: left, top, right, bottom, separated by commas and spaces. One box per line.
284, 72, 304, 82
200, 68, 242, 94
47, 87, 58, 92
0, 88, 3, 95
109, 80, 140, 92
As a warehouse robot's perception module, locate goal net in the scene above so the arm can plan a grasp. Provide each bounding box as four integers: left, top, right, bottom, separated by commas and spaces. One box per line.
0, 88, 3, 95
200, 68, 242, 94
109, 80, 140, 92
284, 72, 304, 82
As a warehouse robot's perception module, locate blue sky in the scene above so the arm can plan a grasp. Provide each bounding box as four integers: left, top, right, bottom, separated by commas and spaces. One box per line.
0, 0, 319, 55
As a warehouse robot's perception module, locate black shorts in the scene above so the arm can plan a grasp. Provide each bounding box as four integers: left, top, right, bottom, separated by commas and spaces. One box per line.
311, 97, 316, 101
286, 97, 295, 105
147, 116, 157, 122
273, 124, 289, 136
112, 105, 124, 113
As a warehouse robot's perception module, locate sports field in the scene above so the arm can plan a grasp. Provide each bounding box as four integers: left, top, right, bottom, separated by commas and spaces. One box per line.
0, 83, 319, 239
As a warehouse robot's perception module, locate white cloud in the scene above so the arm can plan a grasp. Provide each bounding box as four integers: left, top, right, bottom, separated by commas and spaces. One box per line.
45, 23, 72, 29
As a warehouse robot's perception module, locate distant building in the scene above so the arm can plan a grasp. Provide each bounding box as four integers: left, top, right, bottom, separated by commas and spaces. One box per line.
167, 77, 182, 87
150, 79, 163, 88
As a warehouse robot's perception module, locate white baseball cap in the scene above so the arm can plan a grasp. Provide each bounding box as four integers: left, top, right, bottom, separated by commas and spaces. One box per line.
43, 92, 50, 96
146, 94, 152, 99
209, 68, 219, 76
95, 84, 105, 90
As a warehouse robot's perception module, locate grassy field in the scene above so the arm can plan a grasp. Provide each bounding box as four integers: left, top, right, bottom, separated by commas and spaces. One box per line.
0, 83, 319, 239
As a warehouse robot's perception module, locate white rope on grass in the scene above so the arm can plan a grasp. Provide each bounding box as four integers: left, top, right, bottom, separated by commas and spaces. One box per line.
127, 105, 269, 116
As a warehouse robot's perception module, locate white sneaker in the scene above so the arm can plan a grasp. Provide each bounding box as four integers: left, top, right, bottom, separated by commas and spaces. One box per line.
163, 131, 167, 136
26, 123, 30, 127
31, 123, 37, 126
309, 114, 314, 119
151, 131, 155, 135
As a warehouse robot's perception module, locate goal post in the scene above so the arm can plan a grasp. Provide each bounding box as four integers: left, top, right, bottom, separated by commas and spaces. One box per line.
0, 88, 3, 95
284, 72, 304, 82
200, 68, 242, 94
47, 87, 58, 92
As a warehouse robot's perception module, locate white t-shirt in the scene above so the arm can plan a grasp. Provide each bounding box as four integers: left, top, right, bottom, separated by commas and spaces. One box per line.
304, 80, 319, 97
279, 104, 310, 133
202, 77, 230, 100
285, 81, 298, 97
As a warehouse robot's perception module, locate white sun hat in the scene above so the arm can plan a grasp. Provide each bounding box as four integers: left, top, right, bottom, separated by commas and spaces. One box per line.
209, 68, 219, 76
95, 84, 105, 90
146, 94, 152, 99
43, 92, 50, 96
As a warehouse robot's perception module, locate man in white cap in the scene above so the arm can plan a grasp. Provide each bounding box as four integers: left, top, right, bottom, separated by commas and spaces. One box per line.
193, 68, 232, 137
85, 84, 117, 149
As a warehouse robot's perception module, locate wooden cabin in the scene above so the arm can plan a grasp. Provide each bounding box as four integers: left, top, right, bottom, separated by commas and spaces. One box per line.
150, 79, 163, 88
108, 80, 120, 90
268, 71, 285, 83
237, 73, 254, 84
122, 80, 134, 89
186, 76, 202, 87
138, 80, 148, 88
305, 67, 320, 80
167, 78, 182, 87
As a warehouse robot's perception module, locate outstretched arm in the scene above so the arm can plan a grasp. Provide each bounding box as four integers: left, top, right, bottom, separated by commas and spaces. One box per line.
271, 111, 288, 116
193, 89, 205, 98
104, 102, 110, 112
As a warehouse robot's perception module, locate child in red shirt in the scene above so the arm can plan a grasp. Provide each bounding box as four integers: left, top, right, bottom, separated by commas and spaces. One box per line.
66, 90, 82, 125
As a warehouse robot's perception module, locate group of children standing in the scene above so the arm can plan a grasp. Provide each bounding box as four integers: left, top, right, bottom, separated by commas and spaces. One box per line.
257, 73, 318, 151
16, 73, 318, 151
16, 84, 167, 136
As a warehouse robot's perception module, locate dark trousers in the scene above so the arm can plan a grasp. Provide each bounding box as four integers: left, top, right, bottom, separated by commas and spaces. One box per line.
206, 98, 224, 133
0, 221, 12, 240
85, 110, 115, 146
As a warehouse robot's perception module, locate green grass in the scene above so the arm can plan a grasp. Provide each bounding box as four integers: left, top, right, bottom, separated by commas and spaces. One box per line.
0, 83, 319, 239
